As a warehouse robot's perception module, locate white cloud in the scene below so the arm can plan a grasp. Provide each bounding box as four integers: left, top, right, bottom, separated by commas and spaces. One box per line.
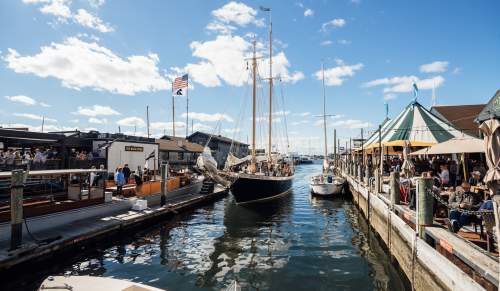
206, 22, 236, 35
74, 9, 113, 33
364, 75, 445, 94
321, 18, 346, 32
315, 63, 363, 86
4, 95, 51, 107
304, 9, 314, 17
211, 1, 263, 27
5, 37, 169, 95
331, 119, 373, 129
5, 95, 36, 106
419, 61, 449, 73
296, 112, 310, 117
74, 105, 120, 117
13, 113, 57, 122
88, 0, 105, 8
260, 51, 305, 83
338, 39, 351, 45
224, 128, 241, 134
116, 116, 145, 127
320, 40, 333, 46
181, 112, 234, 122
150, 121, 185, 130
291, 120, 309, 126
23, 0, 112, 33
29, 0, 72, 19
273, 110, 290, 116
88, 117, 107, 124
383, 93, 397, 101
193, 123, 213, 132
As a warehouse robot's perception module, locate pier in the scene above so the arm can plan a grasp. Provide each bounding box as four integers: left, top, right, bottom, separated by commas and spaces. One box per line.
340, 161, 498, 291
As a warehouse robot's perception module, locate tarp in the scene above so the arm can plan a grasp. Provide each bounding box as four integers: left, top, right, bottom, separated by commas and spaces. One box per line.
479, 119, 500, 190
410, 137, 485, 155
363, 100, 475, 150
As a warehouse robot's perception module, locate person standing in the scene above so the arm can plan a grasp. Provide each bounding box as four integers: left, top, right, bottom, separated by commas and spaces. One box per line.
114, 168, 125, 196
439, 164, 450, 187
123, 164, 131, 185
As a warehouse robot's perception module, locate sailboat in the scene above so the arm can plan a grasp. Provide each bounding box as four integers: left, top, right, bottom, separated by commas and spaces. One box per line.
310, 63, 344, 196
224, 9, 294, 205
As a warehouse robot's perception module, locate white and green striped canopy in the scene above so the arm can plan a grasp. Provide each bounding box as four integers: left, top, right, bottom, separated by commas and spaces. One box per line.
364, 101, 473, 149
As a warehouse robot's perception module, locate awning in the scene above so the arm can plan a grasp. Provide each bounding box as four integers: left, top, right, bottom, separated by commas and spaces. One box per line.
410, 137, 484, 155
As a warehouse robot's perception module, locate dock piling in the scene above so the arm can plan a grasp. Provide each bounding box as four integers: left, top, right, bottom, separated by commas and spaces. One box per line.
160, 163, 168, 206
374, 168, 380, 194
364, 164, 371, 185
417, 177, 434, 239
10, 170, 25, 250
390, 171, 400, 206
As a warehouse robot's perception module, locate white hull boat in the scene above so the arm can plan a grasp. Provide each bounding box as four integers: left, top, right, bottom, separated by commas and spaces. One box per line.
310, 175, 344, 196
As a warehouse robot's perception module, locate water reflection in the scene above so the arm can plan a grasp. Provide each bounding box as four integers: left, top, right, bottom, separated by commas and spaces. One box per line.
6, 163, 408, 291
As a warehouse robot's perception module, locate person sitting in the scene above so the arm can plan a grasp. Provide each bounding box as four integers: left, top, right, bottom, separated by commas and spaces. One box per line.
446, 182, 481, 233
468, 171, 482, 186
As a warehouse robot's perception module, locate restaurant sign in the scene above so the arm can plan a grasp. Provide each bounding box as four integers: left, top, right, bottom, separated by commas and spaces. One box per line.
125, 146, 144, 152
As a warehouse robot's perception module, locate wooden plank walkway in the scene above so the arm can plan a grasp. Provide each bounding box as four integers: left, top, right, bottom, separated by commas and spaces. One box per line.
0, 187, 228, 271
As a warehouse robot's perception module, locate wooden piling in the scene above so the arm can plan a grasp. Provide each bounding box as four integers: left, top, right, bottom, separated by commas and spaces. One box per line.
364, 164, 371, 185
10, 170, 24, 250
417, 177, 434, 239
374, 168, 380, 194
160, 163, 167, 206
390, 171, 400, 206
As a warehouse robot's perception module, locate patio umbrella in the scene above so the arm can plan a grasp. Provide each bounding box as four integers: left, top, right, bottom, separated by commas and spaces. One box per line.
401, 140, 415, 177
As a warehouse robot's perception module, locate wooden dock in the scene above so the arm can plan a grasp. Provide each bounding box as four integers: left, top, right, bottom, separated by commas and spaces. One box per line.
0, 186, 228, 272
342, 169, 498, 291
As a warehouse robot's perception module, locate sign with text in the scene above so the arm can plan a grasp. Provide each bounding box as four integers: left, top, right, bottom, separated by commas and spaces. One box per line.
125, 146, 144, 152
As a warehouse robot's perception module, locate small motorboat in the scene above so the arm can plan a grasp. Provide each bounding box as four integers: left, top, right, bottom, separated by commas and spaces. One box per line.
310, 174, 344, 196
38, 275, 164, 291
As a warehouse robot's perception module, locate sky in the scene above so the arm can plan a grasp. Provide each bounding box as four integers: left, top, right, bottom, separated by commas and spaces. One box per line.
0, 0, 499, 154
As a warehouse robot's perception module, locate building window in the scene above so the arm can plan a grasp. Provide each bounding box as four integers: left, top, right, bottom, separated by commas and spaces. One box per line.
177, 152, 184, 160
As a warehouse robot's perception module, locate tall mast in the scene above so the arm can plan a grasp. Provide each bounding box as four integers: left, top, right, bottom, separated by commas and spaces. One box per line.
251, 38, 257, 172
171, 83, 175, 137
267, 10, 273, 161
322, 63, 328, 166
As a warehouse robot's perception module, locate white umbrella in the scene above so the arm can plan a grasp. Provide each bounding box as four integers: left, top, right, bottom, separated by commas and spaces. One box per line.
410, 137, 485, 155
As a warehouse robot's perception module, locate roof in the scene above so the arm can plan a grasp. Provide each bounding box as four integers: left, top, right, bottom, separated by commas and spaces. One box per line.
364, 100, 475, 149
476, 90, 500, 123
156, 136, 204, 153
431, 104, 485, 137
188, 131, 248, 146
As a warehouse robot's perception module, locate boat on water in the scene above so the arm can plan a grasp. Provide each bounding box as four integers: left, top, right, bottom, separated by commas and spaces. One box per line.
224, 9, 294, 205
309, 63, 344, 197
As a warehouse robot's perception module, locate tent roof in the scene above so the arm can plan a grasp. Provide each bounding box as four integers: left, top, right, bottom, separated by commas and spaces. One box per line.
364, 100, 474, 149
476, 90, 500, 123
410, 137, 484, 155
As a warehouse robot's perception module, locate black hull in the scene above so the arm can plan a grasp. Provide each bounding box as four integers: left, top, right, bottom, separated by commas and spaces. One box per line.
231, 174, 293, 204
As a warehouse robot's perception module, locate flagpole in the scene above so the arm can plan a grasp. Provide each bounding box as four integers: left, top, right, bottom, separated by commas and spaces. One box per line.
186, 78, 189, 138
146, 105, 150, 139
172, 82, 175, 137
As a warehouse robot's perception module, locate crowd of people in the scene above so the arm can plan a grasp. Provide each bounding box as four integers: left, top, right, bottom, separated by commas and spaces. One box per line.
0, 148, 61, 166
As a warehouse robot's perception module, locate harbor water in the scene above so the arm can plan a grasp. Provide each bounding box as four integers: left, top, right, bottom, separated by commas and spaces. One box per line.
10, 163, 409, 290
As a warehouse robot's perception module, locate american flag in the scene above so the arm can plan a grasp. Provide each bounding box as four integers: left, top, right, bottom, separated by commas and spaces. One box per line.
173, 74, 188, 89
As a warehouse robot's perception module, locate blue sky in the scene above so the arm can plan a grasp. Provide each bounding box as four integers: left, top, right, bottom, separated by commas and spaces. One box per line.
1, 0, 499, 153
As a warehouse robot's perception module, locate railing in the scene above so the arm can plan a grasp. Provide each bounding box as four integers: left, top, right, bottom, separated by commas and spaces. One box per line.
0, 157, 107, 172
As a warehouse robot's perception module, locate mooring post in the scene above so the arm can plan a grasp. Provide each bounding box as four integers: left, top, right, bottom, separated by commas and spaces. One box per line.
374, 168, 380, 194
364, 164, 371, 185
160, 163, 168, 206
390, 171, 400, 206
10, 170, 24, 250
417, 177, 434, 239
358, 163, 363, 182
